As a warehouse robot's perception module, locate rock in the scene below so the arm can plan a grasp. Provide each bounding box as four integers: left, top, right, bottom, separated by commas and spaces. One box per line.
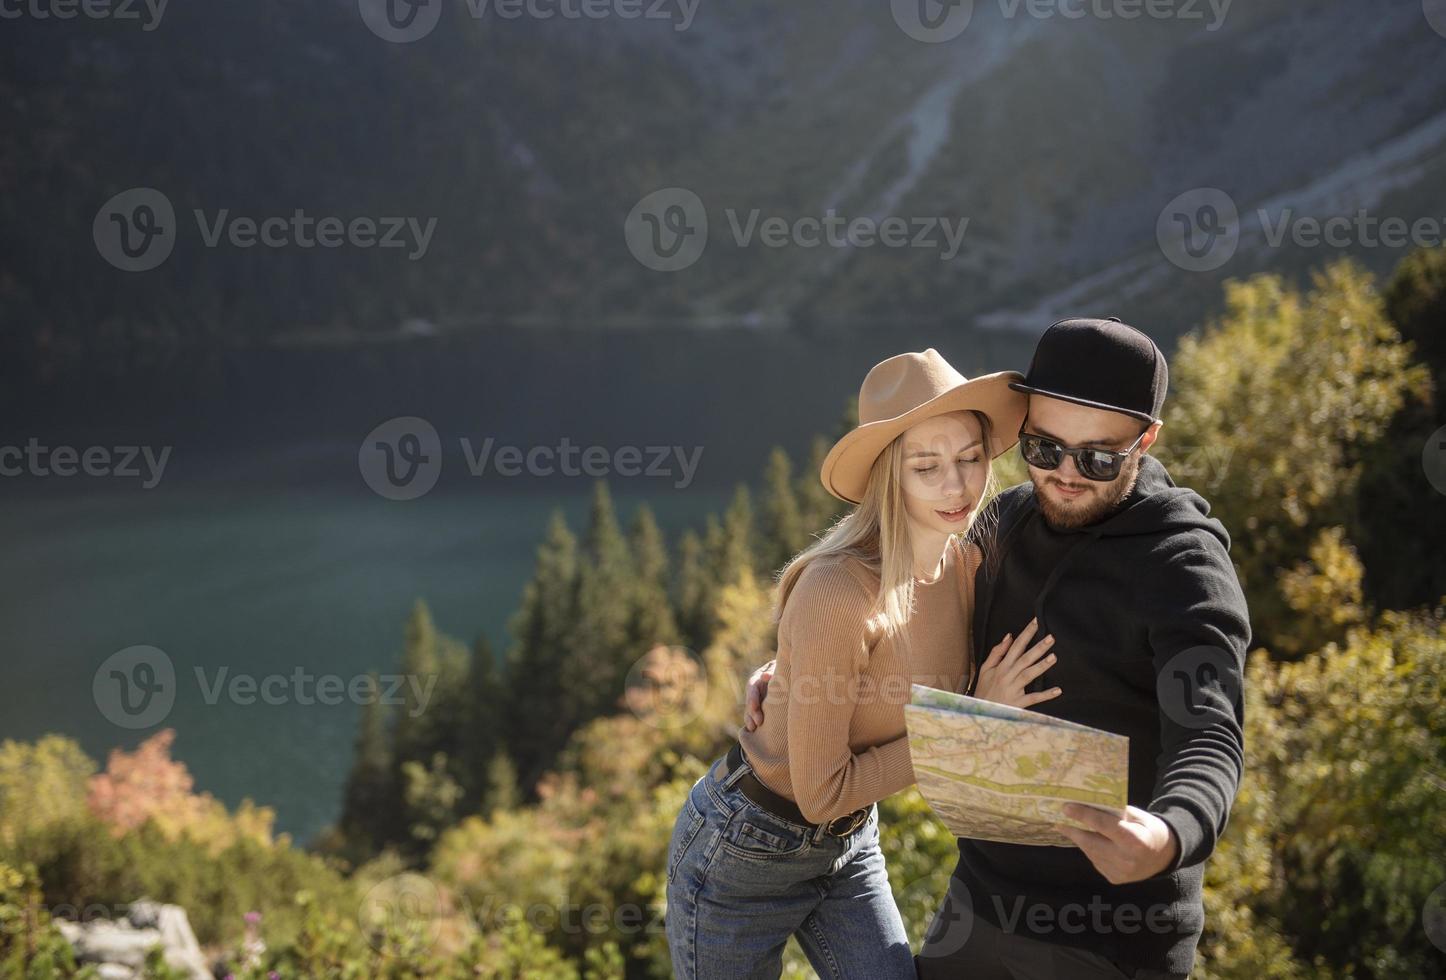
152, 904, 211, 979
57, 899, 211, 980
68, 920, 163, 969
126, 898, 162, 929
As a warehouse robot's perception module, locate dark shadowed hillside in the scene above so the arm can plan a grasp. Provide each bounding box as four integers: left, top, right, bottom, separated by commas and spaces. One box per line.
4, 0, 1444, 382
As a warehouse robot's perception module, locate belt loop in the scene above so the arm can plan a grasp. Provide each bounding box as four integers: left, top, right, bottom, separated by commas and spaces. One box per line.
719, 744, 752, 791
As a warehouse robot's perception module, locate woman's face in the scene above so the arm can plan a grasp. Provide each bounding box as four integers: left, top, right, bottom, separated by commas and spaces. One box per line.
898, 411, 988, 536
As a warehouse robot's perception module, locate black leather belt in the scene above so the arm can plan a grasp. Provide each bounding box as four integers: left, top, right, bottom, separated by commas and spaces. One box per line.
722, 742, 871, 837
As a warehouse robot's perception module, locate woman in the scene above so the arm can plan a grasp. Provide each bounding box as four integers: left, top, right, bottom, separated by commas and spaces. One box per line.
664, 349, 1063, 980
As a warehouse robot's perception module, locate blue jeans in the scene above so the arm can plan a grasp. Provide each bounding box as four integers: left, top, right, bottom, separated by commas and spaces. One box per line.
665, 752, 917, 980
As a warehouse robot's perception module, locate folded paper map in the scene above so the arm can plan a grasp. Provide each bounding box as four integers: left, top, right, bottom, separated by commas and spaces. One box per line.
904, 684, 1130, 847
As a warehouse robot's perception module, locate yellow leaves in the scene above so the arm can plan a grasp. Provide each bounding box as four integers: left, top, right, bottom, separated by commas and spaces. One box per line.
0, 734, 95, 848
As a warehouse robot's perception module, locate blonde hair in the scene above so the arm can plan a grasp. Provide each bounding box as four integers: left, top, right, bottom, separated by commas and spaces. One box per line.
774, 410, 998, 661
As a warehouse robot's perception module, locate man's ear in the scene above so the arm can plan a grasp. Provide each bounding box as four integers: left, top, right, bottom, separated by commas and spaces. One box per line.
1140, 421, 1164, 454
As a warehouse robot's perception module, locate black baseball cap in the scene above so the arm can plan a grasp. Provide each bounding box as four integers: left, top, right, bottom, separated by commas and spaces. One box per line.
1009, 317, 1168, 424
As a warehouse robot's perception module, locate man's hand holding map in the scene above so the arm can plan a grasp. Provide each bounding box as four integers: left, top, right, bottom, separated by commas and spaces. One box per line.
904, 684, 1129, 847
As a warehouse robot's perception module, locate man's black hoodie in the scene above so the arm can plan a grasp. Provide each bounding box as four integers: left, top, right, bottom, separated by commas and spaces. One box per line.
952, 454, 1251, 976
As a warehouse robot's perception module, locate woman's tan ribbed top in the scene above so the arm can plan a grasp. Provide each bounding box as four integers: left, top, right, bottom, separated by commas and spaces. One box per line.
738, 536, 980, 823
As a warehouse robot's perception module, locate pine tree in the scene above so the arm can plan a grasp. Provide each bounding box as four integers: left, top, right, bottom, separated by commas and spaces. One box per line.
628, 505, 680, 651
673, 528, 710, 650
1384, 244, 1446, 392
796, 434, 844, 539
503, 510, 580, 793
711, 485, 755, 584
759, 447, 806, 574
393, 600, 442, 770
561, 482, 636, 734
482, 749, 519, 815
459, 635, 503, 814
338, 676, 395, 852
400, 751, 463, 851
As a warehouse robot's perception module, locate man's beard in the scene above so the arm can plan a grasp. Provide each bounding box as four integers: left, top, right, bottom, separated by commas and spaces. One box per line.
1033, 454, 1143, 530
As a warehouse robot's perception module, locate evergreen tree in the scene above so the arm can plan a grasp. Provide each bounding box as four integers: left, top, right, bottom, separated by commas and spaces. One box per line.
560, 482, 636, 735
503, 511, 580, 793
627, 505, 680, 651
459, 635, 503, 814
710, 486, 755, 584
400, 751, 464, 853
673, 528, 710, 650
393, 600, 442, 771
1384, 244, 1446, 393
1355, 246, 1446, 609
337, 673, 395, 856
482, 750, 520, 815
796, 434, 844, 539
759, 447, 806, 574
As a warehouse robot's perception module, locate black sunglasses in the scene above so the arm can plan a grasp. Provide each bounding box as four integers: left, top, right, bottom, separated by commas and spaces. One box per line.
1018, 427, 1149, 482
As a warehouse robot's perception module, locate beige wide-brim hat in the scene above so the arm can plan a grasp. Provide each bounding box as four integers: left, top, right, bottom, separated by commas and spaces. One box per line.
820, 348, 1027, 504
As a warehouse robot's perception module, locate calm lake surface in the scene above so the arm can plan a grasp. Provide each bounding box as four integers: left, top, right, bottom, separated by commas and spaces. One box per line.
0, 323, 1038, 844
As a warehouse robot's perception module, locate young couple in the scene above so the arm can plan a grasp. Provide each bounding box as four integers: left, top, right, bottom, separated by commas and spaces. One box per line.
664, 318, 1251, 980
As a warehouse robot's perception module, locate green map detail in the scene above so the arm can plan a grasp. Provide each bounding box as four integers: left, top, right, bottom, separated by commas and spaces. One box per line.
904, 684, 1131, 847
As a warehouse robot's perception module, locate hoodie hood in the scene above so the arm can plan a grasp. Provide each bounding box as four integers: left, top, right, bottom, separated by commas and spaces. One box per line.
1084, 453, 1230, 550
995, 454, 1231, 625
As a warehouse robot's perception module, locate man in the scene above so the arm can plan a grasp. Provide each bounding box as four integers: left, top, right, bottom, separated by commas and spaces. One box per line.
745, 318, 1250, 979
